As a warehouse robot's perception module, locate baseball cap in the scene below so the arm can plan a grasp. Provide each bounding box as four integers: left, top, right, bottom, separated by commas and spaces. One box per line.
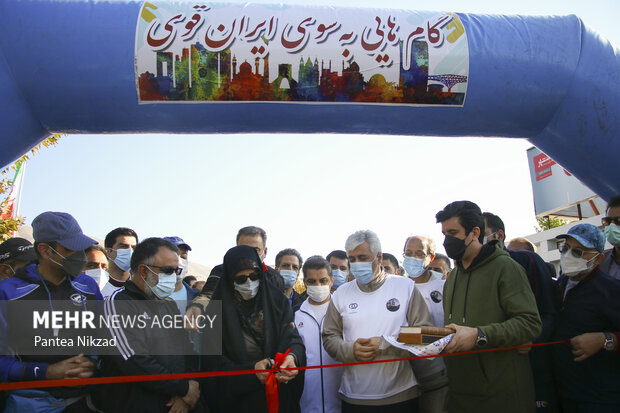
556, 223, 606, 253
32, 211, 97, 251
0, 238, 37, 264
163, 236, 192, 251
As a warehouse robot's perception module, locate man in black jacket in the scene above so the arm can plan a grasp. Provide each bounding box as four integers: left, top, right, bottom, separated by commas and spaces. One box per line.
98, 237, 203, 413
483, 212, 558, 412
552, 223, 620, 411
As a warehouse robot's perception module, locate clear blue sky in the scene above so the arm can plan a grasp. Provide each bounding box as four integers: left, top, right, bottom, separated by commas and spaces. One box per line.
13, 0, 620, 269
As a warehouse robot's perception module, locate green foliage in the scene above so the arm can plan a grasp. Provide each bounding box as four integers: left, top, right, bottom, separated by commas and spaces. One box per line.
535, 216, 569, 232
0, 135, 61, 241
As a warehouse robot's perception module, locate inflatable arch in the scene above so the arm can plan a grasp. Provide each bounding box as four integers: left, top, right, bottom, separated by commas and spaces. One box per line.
0, 1, 618, 200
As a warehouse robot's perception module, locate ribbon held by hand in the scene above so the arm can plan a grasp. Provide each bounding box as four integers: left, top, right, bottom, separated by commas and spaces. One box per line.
265, 348, 291, 413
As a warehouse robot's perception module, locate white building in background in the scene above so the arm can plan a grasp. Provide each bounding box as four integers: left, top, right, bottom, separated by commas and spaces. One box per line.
523, 147, 612, 276
525, 215, 612, 276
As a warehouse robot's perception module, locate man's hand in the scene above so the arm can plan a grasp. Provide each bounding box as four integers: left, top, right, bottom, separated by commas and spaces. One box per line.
571, 332, 605, 362
255, 359, 270, 384
443, 324, 477, 353
181, 380, 200, 409
184, 306, 202, 332
166, 396, 189, 413
354, 337, 382, 362
45, 354, 96, 379
517, 341, 533, 355
276, 354, 298, 384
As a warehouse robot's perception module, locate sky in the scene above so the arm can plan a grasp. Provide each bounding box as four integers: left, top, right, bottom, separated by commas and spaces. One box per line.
9, 0, 620, 272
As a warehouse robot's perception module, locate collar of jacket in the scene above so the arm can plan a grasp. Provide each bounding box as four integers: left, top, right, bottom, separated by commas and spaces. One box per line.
457, 241, 503, 272
123, 280, 154, 300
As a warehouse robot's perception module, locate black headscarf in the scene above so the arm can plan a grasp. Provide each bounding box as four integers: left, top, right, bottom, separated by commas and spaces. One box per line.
223, 245, 266, 351
222, 245, 263, 286
203, 245, 306, 412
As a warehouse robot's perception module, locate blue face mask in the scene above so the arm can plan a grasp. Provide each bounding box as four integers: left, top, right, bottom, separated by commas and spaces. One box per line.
332, 269, 347, 289
114, 248, 133, 271
145, 267, 177, 299
279, 270, 298, 289
604, 224, 620, 247
403, 257, 426, 278
350, 260, 376, 285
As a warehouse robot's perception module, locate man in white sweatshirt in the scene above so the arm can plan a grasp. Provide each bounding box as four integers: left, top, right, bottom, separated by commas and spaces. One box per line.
295, 256, 343, 413
322, 230, 433, 413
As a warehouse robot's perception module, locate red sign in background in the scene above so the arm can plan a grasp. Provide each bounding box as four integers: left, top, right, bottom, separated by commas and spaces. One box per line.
533, 153, 556, 181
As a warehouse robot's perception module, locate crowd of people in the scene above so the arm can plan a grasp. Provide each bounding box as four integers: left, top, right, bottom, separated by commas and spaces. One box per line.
0, 197, 618, 413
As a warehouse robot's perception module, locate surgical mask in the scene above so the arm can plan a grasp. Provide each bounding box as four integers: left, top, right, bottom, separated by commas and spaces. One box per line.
350, 260, 376, 285
403, 256, 426, 278
113, 248, 132, 272
482, 232, 497, 245
443, 234, 471, 261
85, 268, 110, 289
332, 269, 347, 289
604, 224, 620, 247
279, 270, 298, 289
49, 247, 87, 278
178, 257, 189, 282
306, 285, 330, 303
560, 250, 598, 278
145, 266, 177, 299
234, 278, 260, 300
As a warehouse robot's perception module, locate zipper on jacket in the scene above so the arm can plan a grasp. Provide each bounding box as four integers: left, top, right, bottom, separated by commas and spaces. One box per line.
300, 308, 327, 413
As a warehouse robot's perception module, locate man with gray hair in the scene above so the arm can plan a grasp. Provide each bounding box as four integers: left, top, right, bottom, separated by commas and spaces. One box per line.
322, 230, 433, 412
402, 234, 449, 412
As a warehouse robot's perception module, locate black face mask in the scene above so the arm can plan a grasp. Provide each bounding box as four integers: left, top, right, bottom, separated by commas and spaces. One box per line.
443, 234, 471, 261
50, 247, 87, 278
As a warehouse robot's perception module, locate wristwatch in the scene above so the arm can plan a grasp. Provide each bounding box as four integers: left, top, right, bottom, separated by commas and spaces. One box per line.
476, 328, 488, 348
603, 332, 615, 352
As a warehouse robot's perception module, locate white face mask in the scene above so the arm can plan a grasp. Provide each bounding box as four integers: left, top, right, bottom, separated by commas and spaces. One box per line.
85, 268, 110, 290
234, 278, 260, 300
306, 285, 331, 303
560, 250, 598, 278
178, 257, 189, 282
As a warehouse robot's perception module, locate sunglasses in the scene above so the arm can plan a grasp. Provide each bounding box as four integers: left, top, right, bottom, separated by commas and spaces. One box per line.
601, 216, 620, 226
558, 243, 597, 259
146, 265, 183, 276
233, 271, 261, 285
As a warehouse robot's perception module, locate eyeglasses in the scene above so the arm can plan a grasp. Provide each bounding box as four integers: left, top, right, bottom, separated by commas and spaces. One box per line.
558, 243, 597, 259
233, 270, 261, 285
602, 216, 620, 226
146, 265, 183, 276
403, 251, 427, 259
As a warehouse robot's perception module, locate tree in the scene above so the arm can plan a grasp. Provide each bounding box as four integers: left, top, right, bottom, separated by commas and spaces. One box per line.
535, 216, 569, 232
0, 135, 61, 241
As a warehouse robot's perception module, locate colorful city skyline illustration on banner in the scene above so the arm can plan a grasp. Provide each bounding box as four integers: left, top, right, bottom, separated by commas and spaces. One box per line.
135, 2, 469, 105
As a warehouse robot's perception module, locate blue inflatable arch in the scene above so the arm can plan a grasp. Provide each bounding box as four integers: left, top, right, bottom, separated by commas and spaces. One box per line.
0, 1, 618, 199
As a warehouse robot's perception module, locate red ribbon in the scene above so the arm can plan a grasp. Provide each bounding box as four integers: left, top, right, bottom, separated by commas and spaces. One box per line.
0, 341, 569, 392
265, 348, 291, 413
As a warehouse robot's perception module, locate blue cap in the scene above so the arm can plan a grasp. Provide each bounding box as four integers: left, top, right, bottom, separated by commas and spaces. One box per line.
556, 223, 606, 253
163, 236, 192, 251
32, 211, 97, 251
